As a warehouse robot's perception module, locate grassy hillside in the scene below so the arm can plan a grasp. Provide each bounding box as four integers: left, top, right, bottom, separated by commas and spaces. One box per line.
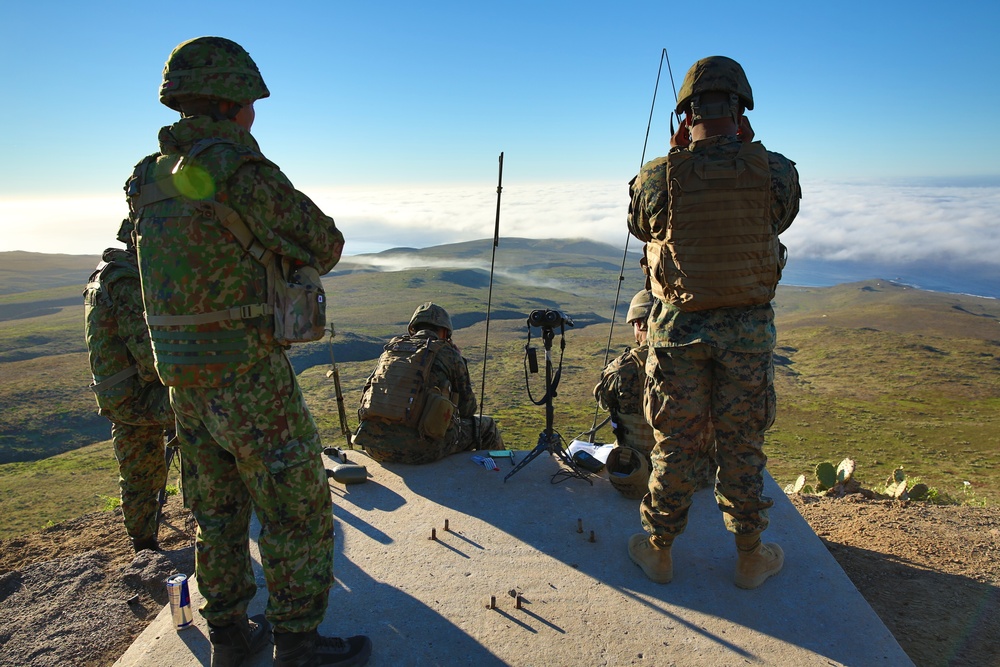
1, 244, 998, 538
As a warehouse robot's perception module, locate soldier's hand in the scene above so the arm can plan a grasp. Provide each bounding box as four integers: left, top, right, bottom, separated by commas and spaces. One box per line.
670, 115, 691, 148
737, 116, 755, 143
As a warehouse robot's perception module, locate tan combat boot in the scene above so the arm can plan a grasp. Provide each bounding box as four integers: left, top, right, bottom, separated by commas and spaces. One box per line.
734, 534, 784, 589
628, 533, 673, 583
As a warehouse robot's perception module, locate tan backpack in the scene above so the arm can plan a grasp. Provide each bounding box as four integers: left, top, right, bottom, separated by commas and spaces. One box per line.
359, 336, 457, 440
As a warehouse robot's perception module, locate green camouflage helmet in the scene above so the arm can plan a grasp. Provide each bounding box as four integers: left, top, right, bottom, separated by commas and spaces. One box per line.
627, 289, 653, 324
675, 56, 754, 115
408, 302, 453, 334
160, 36, 270, 111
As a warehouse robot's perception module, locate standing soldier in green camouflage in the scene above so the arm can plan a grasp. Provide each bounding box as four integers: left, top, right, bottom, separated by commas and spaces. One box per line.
626, 56, 800, 589
125, 37, 371, 667
354, 302, 503, 464
84, 219, 174, 554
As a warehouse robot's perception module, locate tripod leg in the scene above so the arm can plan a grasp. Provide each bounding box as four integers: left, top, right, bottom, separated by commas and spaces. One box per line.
503, 436, 550, 482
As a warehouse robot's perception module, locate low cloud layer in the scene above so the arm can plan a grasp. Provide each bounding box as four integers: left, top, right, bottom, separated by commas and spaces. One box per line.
2, 180, 998, 269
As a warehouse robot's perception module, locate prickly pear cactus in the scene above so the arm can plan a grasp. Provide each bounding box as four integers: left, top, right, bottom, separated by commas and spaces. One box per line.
837, 458, 856, 484
909, 483, 929, 501
815, 462, 837, 491
884, 467, 907, 499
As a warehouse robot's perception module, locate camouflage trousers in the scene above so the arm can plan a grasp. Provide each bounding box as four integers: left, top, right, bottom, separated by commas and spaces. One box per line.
111, 422, 168, 541
170, 350, 334, 632
641, 344, 774, 544
358, 415, 503, 465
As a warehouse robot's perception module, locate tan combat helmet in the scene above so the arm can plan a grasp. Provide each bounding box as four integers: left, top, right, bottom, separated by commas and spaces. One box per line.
408, 302, 453, 335
605, 446, 651, 499
627, 289, 654, 324
675, 56, 754, 121
160, 36, 270, 111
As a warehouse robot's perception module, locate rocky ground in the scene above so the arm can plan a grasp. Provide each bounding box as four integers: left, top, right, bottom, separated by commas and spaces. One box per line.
0, 494, 998, 667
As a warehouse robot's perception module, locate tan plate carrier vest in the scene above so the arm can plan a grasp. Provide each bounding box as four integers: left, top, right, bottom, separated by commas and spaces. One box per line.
644, 141, 784, 311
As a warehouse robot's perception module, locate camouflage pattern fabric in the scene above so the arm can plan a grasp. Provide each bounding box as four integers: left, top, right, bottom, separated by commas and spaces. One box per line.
171, 351, 333, 631
129, 114, 344, 632
355, 330, 503, 464
628, 133, 798, 543
84, 248, 173, 541
111, 422, 169, 540
129, 116, 344, 387
160, 36, 270, 110
641, 345, 774, 541
356, 415, 503, 465
594, 344, 715, 485
594, 345, 647, 417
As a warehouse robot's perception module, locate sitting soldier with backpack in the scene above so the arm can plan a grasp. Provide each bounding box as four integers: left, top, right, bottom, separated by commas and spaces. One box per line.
354, 302, 503, 464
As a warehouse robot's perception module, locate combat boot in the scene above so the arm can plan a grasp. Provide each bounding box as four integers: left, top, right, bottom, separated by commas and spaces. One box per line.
734, 534, 784, 589
274, 629, 372, 667
628, 533, 673, 583
208, 614, 272, 667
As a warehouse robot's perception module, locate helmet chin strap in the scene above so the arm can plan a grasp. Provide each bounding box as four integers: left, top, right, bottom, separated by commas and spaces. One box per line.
688, 93, 741, 125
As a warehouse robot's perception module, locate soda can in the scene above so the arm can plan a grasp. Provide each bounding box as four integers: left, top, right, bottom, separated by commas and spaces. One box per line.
166, 573, 193, 630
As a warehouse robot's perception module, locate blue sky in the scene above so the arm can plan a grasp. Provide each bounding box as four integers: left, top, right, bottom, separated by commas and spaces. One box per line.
1, 0, 998, 262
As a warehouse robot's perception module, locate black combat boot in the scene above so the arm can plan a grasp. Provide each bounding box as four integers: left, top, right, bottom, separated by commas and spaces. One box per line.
273, 629, 372, 667
209, 614, 272, 667
130, 536, 160, 553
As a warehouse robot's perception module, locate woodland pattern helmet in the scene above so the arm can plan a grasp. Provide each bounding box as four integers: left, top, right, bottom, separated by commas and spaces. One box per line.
160, 36, 270, 111
675, 56, 754, 115
408, 302, 453, 334
627, 289, 654, 324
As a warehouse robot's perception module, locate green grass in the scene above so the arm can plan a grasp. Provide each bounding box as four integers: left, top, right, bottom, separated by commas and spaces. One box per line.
2, 246, 999, 539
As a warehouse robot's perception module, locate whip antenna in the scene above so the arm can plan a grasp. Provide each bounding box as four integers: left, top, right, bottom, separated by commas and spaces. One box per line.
479, 152, 504, 425
589, 48, 676, 442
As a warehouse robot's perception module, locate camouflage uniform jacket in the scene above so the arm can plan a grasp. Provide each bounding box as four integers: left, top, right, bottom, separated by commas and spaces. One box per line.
128, 116, 344, 384
628, 135, 800, 353
594, 343, 648, 419
355, 330, 477, 449
84, 248, 172, 426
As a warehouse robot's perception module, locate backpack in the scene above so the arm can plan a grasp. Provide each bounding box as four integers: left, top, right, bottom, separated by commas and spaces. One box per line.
126, 139, 325, 387
359, 335, 457, 440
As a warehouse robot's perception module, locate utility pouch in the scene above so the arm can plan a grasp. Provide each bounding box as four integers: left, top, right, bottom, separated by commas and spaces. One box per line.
418, 387, 456, 440
273, 260, 326, 345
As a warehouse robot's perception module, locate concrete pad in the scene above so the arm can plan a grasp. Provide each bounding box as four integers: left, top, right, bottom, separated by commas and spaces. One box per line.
116, 450, 914, 666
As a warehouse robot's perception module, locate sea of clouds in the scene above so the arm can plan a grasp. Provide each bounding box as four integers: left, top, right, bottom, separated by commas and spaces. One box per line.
2, 178, 997, 294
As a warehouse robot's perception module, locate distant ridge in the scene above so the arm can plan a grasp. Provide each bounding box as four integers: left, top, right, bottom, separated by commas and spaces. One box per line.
4, 240, 998, 299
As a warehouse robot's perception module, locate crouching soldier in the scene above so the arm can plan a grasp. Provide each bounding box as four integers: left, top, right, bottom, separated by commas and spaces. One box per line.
84, 218, 174, 553
595, 289, 716, 499
354, 302, 503, 464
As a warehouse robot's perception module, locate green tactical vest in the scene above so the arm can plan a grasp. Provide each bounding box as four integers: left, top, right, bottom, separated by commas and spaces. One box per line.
126, 139, 276, 388
644, 141, 782, 311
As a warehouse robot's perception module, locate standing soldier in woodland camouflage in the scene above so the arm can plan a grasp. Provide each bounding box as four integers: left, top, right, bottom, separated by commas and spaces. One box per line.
125, 37, 370, 667
595, 290, 715, 499
626, 56, 800, 589
354, 302, 503, 464
84, 219, 173, 554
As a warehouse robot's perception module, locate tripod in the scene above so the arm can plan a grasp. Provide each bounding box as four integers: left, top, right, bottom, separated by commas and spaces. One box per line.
504, 325, 591, 484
